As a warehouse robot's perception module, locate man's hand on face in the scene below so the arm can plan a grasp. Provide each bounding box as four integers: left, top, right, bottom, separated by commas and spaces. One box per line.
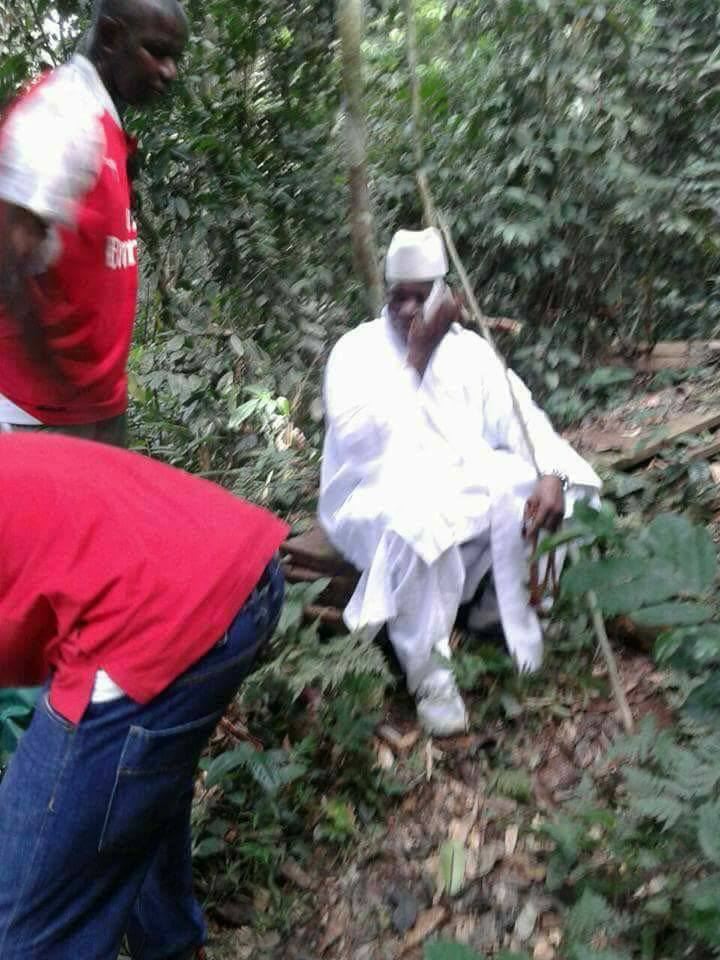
406, 286, 459, 376
522, 475, 565, 539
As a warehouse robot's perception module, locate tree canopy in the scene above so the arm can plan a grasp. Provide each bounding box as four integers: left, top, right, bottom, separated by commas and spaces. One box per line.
3, 0, 719, 480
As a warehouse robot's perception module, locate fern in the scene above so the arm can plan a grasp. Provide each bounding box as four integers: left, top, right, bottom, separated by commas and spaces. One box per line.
566, 889, 617, 943
246, 623, 393, 702
623, 768, 685, 829
605, 715, 657, 765
283, 631, 393, 699
491, 768, 532, 802
697, 801, 720, 866
205, 743, 307, 795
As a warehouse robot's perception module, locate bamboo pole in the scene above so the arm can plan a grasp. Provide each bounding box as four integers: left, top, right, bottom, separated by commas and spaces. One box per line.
337, 0, 384, 319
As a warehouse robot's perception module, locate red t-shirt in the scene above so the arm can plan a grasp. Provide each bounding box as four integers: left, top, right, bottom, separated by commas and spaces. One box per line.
0, 56, 138, 424
0, 434, 289, 722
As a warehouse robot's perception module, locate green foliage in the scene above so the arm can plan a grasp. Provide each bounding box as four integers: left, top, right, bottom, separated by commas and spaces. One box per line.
546, 496, 720, 957
204, 744, 306, 794
542, 717, 720, 956
566, 890, 621, 945
0, 688, 39, 773
247, 581, 393, 702
190, 582, 395, 895
558, 503, 720, 721
439, 839, 467, 897
491, 768, 532, 803
4, 0, 720, 458
562, 511, 717, 617
424, 943, 486, 960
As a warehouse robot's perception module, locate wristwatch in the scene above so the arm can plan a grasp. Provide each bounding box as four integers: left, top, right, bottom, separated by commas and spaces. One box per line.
548, 470, 569, 492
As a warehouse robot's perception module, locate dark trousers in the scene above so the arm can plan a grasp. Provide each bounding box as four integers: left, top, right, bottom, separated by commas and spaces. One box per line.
0, 558, 284, 959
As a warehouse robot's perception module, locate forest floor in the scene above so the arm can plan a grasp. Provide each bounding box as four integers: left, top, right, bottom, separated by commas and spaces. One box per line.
202, 648, 671, 960
200, 363, 720, 960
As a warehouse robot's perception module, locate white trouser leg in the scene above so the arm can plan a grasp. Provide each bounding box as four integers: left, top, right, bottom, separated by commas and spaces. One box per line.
490, 488, 544, 671
386, 537, 466, 694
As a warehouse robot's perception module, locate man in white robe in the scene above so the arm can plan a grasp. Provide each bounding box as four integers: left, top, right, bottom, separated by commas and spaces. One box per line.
319, 228, 600, 735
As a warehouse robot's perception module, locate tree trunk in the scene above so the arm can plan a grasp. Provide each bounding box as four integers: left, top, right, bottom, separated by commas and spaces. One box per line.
337, 0, 383, 319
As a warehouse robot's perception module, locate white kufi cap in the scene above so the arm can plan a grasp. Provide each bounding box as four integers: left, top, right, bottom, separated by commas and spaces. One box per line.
385, 227, 448, 283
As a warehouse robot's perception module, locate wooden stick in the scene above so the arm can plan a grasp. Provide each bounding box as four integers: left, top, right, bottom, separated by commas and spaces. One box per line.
416, 171, 542, 474
570, 546, 634, 733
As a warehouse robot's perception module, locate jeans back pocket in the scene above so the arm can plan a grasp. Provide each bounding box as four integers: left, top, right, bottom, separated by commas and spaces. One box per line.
98, 709, 223, 854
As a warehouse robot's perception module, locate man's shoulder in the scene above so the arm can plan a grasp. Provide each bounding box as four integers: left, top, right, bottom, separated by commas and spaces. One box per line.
0, 58, 112, 225
329, 317, 385, 358
13, 61, 102, 125
443, 325, 499, 364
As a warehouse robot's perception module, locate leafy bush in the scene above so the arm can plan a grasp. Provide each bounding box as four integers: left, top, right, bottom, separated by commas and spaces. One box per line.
0, 688, 39, 775
541, 718, 720, 958
538, 503, 720, 957
190, 582, 396, 897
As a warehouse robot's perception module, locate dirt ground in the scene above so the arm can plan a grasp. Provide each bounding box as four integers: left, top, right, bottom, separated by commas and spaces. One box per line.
201, 365, 713, 960
200, 647, 671, 960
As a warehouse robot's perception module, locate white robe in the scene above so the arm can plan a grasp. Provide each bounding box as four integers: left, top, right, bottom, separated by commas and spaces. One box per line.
318, 311, 600, 689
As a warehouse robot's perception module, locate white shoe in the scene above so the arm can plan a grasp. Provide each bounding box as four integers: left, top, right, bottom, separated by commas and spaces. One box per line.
415, 669, 468, 736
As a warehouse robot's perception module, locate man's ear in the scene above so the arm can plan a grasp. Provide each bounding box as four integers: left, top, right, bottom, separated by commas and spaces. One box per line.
96, 15, 125, 55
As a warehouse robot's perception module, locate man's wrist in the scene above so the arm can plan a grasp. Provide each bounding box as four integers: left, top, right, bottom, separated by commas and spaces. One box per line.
543, 470, 569, 492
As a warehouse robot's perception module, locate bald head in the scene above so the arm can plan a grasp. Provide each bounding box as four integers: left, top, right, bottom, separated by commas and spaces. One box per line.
88, 0, 188, 108
91, 0, 188, 33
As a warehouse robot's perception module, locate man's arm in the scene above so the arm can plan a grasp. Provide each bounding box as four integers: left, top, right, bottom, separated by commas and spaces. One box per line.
0, 203, 53, 365
406, 286, 460, 377
0, 70, 105, 374
478, 346, 600, 534
522, 474, 565, 537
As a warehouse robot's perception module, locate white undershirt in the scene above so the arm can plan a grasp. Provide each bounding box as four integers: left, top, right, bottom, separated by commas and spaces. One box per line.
0, 392, 42, 425
91, 669, 126, 703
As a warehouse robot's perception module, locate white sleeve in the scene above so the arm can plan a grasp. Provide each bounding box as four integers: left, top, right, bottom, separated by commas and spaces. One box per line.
323, 337, 394, 467
480, 340, 601, 490
0, 77, 104, 227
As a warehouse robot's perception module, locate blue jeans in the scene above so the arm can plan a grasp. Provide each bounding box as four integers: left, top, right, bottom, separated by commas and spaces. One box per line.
0, 558, 284, 960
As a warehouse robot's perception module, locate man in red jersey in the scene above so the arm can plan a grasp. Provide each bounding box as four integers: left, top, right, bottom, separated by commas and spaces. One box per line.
0, 433, 288, 960
0, 0, 188, 445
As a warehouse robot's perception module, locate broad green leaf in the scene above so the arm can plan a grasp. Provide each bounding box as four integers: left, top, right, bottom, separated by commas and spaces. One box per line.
682, 875, 720, 945
175, 197, 190, 220
642, 514, 717, 595
563, 512, 718, 617
204, 744, 256, 789
229, 334, 245, 359
585, 366, 634, 390
655, 624, 720, 667
424, 943, 485, 960
629, 603, 715, 627
562, 557, 684, 613
193, 836, 226, 859
685, 674, 720, 727
439, 839, 466, 897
